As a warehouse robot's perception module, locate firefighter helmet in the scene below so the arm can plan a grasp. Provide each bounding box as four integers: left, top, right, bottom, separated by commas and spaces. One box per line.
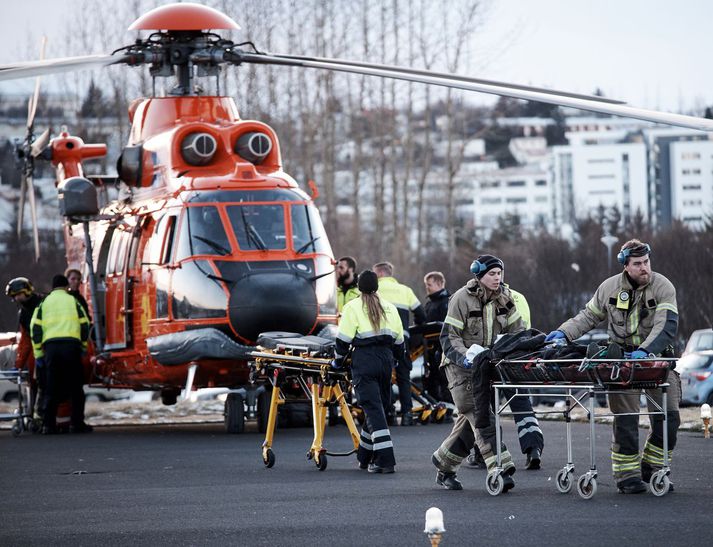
5, 277, 34, 298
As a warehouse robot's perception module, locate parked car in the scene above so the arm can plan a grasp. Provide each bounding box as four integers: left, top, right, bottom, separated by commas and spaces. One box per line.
676, 350, 713, 406
682, 328, 713, 356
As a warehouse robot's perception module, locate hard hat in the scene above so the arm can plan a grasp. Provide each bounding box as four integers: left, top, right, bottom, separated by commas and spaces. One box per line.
5, 277, 34, 298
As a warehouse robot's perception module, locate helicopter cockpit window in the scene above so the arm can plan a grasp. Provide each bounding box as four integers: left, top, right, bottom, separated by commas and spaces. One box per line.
175, 206, 232, 261
290, 204, 331, 255
227, 204, 286, 251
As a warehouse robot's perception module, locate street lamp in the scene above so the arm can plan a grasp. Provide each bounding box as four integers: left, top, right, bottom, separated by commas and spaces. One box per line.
600, 232, 618, 274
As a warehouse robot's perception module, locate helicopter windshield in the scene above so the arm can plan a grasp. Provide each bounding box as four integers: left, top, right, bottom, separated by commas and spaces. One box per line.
175, 206, 232, 260
227, 204, 286, 251
291, 204, 331, 255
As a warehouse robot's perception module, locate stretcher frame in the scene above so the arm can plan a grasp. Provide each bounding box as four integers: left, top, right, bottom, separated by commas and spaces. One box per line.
407, 322, 453, 424
486, 357, 676, 499
250, 349, 361, 471
0, 369, 32, 436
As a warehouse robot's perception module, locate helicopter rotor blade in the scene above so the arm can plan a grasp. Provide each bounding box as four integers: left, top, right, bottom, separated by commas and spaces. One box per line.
31, 128, 51, 157
17, 174, 27, 238
257, 52, 627, 106
0, 54, 127, 82
26, 174, 41, 262
237, 52, 713, 132
26, 36, 48, 130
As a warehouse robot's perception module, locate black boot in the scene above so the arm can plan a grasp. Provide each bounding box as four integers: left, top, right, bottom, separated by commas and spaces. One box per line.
617, 477, 647, 494
525, 448, 541, 470
432, 455, 463, 490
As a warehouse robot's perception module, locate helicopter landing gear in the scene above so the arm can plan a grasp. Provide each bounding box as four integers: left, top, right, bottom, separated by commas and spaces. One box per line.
224, 392, 245, 434
160, 389, 180, 406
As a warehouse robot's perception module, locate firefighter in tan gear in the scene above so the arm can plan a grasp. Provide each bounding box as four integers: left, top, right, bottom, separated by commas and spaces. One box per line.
432, 255, 524, 492
546, 239, 680, 494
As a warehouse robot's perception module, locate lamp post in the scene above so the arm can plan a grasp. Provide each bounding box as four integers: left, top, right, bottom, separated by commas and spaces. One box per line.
600, 232, 619, 274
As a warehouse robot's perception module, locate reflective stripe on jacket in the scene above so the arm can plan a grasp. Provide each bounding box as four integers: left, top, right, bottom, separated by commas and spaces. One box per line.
440, 278, 524, 368
377, 276, 426, 331
508, 286, 531, 329
558, 271, 678, 355
335, 296, 405, 360
30, 288, 90, 358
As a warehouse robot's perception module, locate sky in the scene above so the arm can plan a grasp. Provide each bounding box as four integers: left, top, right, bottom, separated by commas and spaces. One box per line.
1, 0, 712, 114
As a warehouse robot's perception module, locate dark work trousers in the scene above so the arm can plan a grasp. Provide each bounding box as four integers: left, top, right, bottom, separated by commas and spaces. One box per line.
392, 350, 413, 415
433, 363, 514, 473
608, 369, 681, 484
472, 388, 544, 457
34, 361, 47, 420
353, 344, 396, 468
424, 347, 452, 403
43, 340, 86, 429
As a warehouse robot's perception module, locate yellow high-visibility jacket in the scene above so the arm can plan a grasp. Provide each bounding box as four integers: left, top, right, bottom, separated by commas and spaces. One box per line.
30, 288, 90, 358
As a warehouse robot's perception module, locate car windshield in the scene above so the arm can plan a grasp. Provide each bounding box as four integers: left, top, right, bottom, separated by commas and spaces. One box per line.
687, 332, 713, 353
676, 353, 713, 371
227, 204, 286, 251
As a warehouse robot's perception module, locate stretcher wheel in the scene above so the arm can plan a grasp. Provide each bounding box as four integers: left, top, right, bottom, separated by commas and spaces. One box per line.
29, 419, 41, 434
263, 448, 276, 468
555, 469, 573, 494
649, 471, 670, 496
11, 422, 22, 437
576, 475, 597, 499
315, 454, 328, 471
486, 472, 504, 496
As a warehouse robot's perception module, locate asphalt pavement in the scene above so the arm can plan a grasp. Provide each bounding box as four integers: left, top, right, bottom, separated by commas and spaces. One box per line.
0, 419, 712, 546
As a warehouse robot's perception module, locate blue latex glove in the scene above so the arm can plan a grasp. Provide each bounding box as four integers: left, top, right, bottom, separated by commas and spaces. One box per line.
630, 350, 649, 359
462, 356, 473, 369
331, 358, 343, 370
545, 330, 566, 343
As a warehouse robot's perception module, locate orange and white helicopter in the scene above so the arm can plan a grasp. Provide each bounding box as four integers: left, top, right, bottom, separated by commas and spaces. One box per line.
3, 2, 713, 433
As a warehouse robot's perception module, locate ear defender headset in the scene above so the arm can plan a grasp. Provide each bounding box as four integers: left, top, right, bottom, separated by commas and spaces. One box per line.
617, 243, 651, 265
470, 259, 486, 275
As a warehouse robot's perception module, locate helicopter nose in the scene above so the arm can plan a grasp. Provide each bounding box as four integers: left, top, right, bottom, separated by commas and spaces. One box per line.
228, 272, 318, 342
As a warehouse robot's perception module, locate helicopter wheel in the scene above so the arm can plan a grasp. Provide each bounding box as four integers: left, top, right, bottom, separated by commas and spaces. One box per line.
224, 393, 245, 434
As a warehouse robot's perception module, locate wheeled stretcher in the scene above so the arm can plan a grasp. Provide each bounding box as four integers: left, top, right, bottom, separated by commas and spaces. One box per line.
249, 334, 361, 471
487, 356, 676, 498
0, 369, 33, 436
407, 321, 453, 424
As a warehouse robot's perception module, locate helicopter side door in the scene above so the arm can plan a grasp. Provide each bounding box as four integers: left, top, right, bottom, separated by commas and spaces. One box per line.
104, 226, 133, 350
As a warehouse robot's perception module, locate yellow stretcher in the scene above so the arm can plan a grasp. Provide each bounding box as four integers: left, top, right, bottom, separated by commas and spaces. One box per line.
250, 346, 361, 471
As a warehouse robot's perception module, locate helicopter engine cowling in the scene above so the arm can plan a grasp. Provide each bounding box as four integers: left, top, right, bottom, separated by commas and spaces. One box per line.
235, 132, 272, 165
181, 132, 218, 166
226, 267, 318, 342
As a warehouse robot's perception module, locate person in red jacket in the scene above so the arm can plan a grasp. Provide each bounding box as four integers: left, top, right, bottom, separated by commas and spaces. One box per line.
5, 277, 44, 424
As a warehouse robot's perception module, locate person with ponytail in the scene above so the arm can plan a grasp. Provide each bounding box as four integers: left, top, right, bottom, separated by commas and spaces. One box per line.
334, 270, 404, 474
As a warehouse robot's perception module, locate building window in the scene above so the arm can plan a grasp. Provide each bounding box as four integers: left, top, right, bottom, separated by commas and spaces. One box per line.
683, 184, 702, 190
535, 180, 547, 186
587, 158, 615, 164
505, 197, 526, 204
588, 174, 615, 180
480, 181, 500, 188
481, 197, 502, 205
507, 180, 526, 187
534, 196, 548, 203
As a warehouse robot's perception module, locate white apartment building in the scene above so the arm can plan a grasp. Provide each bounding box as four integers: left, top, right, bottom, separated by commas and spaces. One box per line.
551, 137, 648, 227
669, 139, 713, 228
464, 164, 550, 240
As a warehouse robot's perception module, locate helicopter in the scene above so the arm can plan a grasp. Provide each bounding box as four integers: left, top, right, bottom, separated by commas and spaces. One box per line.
2, 2, 713, 434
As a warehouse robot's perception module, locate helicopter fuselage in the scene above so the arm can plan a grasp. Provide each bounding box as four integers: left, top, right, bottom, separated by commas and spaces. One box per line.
56, 95, 337, 392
